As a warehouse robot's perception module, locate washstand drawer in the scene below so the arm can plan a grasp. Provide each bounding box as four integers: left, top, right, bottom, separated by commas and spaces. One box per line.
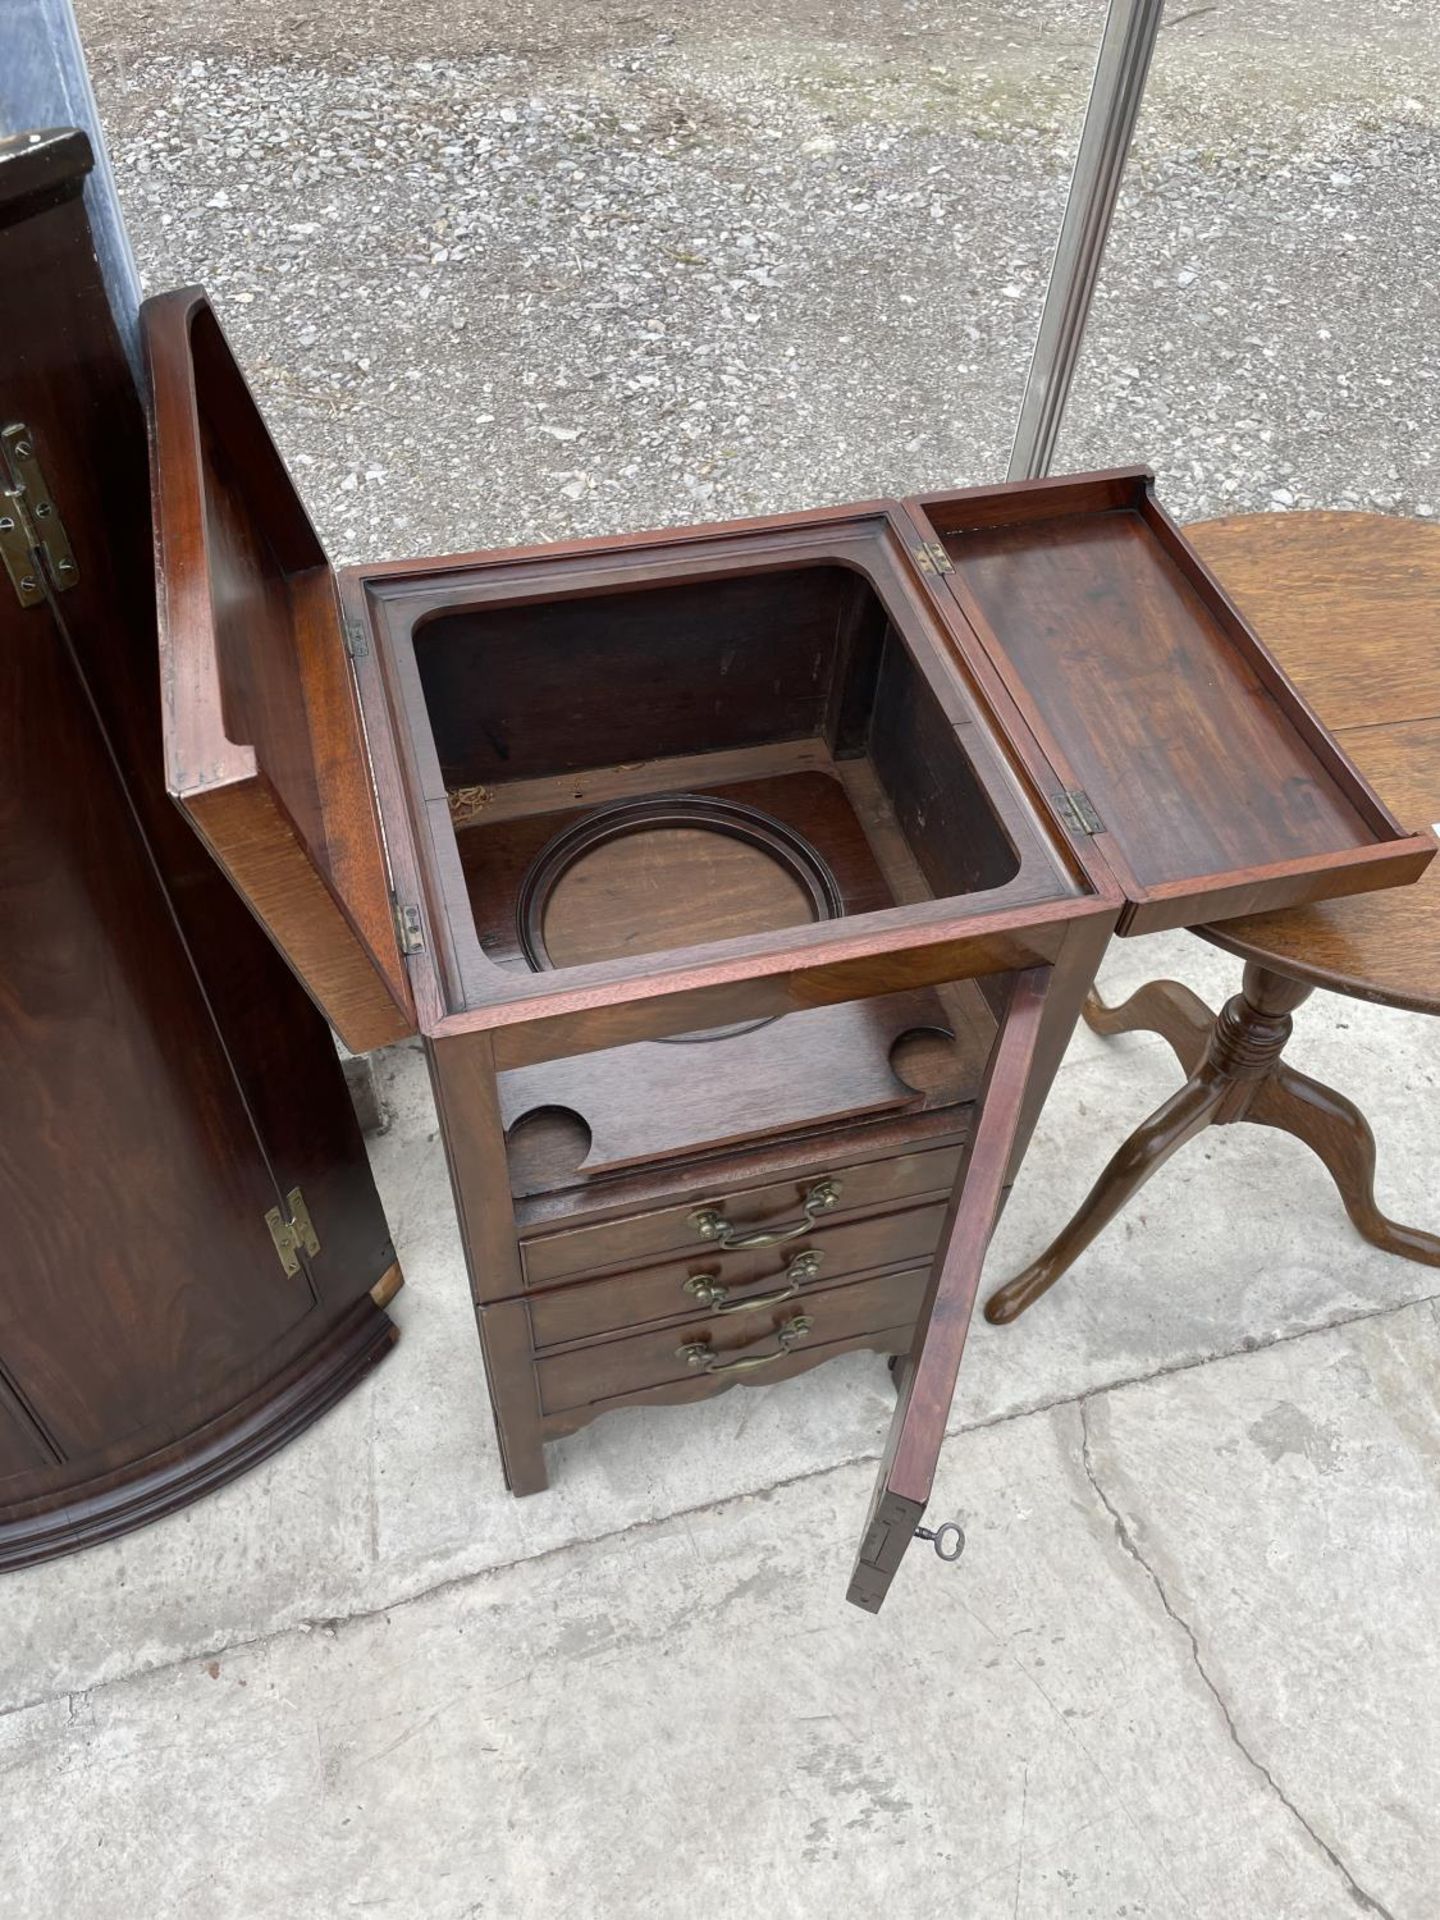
520, 1142, 963, 1287
535, 1265, 930, 1416
528, 1201, 947, 1349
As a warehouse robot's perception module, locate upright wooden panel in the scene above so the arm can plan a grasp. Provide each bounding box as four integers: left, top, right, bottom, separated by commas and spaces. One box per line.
0, 129, 398, 1570
0, 1376, 59, 1485
415, 566, 865, 787
0, 545, 312, 1458
146, 288, 414, 1052
867, 626, 1023, 898
848, 967, 1051, 1613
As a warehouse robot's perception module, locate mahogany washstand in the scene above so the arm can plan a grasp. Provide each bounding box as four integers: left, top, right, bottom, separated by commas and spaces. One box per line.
143, 289, 1434, 1612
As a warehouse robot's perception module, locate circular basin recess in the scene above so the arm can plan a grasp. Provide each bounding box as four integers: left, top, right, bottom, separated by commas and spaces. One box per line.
516, 794, 844, 1041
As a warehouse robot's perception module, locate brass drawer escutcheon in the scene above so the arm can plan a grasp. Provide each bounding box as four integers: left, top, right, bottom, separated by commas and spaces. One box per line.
689, 1178, 842, 1250
683, 1249, 822, 1313
677, 1314, 813, 1375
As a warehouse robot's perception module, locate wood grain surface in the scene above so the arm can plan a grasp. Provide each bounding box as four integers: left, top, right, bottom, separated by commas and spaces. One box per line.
0, 133, 398, 1568
525, 1201, 948, 1348
145, 289, 414, 1051
908, 476, 1433, 935
536, 1264, 932, 1417
459, 766, 896, 972
848, 965, 1053, 1611
499, 988, 986, 1181
1189, 512, 1440, 1011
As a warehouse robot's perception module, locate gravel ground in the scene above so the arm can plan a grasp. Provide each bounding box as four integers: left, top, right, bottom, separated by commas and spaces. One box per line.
72, 0, 1440, 565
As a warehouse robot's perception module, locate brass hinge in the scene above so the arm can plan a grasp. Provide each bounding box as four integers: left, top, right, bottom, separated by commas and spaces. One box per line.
266, 1187, 321, 1276
342, 613, 370, 659
0, 424, 79, 608
1056, 788, 1105, 836
393, 899, 425, 955
911, 539, 954, 577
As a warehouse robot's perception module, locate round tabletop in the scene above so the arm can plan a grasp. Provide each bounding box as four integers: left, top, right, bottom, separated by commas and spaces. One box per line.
1189, 511, 1440, 1014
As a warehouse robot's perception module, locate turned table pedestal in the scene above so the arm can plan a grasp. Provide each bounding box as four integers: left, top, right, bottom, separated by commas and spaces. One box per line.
988, 510, 1440, 1325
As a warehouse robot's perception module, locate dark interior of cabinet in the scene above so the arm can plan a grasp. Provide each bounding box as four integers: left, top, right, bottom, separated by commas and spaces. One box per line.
408, 561, 1020, 1198
414, 562, 1021, 972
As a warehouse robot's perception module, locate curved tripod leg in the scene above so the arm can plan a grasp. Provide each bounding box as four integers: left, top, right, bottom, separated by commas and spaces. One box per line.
1084, 979, 1215, 1078
984, 1071, 1228, 1324
1249, 1061, 1440, 1267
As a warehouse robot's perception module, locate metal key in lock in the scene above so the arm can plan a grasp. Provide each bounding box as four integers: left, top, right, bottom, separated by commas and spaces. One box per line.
914, 1520, 965, 1563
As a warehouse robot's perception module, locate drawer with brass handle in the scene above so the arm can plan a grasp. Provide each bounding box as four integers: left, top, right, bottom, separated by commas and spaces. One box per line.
520, 1143, 963, 1288
689, 1178, 841, 1248
683, 1248, 821, 1313
525, 1201, 947, 1350
677, 1313, 814, 1374
534, 1263, 932, 1417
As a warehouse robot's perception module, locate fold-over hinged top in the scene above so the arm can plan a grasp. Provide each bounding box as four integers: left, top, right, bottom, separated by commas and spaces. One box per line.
146, 290, 415, 1052
904, 468, 1435, 935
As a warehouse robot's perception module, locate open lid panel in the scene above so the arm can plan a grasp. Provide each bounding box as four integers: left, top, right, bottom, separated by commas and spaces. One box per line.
145, 290, 415, 1051
905, 469, 1436, 935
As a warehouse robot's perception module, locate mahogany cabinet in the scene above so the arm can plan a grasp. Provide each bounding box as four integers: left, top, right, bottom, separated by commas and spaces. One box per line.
145, 284, 1433, 1612
0, 131, 401, 1571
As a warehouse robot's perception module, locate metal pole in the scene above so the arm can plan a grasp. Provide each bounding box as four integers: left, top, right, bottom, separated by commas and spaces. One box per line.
0, 0, 143, 383
1007, 0, 1165, 481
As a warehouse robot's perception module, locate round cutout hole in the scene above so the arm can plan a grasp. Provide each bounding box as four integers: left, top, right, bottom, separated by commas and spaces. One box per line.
517, 794, 844, 973
889, 1026, 964, 1098
505, 1105, 592, 1189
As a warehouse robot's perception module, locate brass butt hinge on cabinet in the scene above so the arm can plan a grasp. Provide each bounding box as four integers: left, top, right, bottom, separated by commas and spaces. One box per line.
1055, 788, 1105, 836
393, 899, 426, 955
342, 613, 370, 659
266, 1187, 321, 1276
0, 424, 79, 608
911, 539, 954, 577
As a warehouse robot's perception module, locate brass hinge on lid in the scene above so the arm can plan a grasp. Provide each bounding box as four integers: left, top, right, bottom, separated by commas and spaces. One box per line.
266, 1187, 321, 1276
393, 900, 426, 955
0, 424, 79, 608
911, 539, 954, 577
1056, 788, 1105, 836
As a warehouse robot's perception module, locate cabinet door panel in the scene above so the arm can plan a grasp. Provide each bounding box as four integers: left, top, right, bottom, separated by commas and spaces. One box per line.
0, 1375, 55, 1487
847, 967, 1050, 1613
145, 289, 414, 1053
0, 601, 309, 1459
0, 127, 400, 1569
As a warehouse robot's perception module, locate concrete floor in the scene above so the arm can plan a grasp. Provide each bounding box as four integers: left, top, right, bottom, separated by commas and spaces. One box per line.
5, 2, 1440, 1915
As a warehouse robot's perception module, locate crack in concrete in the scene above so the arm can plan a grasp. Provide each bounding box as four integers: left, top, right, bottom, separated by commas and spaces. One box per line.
0, 1452, 869, 1722
1011, 1762, 1028, 1918
8, 1283, 1438, 1726
1077, 1398, 1397, 1920
966, 1284, 1440, 1445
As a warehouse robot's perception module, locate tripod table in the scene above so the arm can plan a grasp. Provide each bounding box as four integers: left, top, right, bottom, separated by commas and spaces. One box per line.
987, 509, 1440, 1325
